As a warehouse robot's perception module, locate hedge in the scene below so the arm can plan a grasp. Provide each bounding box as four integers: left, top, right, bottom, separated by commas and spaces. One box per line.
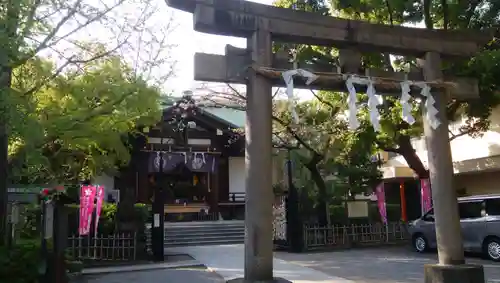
328, 203, 402, 225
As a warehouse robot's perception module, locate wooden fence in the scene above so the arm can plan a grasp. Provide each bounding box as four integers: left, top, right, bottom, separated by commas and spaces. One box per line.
67, 233, 137, 261
303, 222, 409, 251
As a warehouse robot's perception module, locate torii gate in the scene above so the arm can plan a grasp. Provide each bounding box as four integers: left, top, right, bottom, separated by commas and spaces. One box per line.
165, 0, 492, 282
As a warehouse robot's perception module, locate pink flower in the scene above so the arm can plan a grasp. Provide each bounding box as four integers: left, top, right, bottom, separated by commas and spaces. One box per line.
41, 188, 49, 196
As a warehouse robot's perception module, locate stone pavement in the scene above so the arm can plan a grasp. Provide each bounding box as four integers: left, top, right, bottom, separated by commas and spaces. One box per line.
82, 267, 225, 283
275, 246, 500, 283
167, 244, 355, 282
80, 244, 500, 283
82, 260, 202, 275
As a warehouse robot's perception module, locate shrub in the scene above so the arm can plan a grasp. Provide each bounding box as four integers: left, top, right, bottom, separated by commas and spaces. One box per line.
326, 202, 402, 225
0, 239, 43, 283
22, 203, 148, 235
19, 205, 41, 239
66, 260, 83, 274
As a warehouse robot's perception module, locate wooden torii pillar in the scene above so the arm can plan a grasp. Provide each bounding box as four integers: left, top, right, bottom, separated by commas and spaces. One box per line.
165, 0, 492, 282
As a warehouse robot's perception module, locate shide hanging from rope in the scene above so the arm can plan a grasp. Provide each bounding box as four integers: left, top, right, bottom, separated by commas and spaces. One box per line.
194, 45, 480, 101
274, 65, 441, 130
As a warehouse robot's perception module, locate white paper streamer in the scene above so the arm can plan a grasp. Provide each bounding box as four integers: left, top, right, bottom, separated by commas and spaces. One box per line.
180, 152, 187, 164
154, 152, 161, 170
345, 77, 360, 130
367, 82, 383, 131
400, 81, 416, 125
193, 152, 206, 164
282, 69, 319, 123
423, 85, 441, 130
415, 82, 440, 129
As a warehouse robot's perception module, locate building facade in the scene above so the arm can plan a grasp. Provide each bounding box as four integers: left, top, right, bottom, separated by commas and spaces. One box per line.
94, 102, 282, 219
380, 105, 500, 220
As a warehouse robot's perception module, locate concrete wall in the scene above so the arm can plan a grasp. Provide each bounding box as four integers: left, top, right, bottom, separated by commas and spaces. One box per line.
455, 171, 500, 196
383, 105, 500, 177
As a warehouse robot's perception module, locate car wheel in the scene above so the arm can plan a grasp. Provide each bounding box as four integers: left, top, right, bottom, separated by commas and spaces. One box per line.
484, 237, 500, 262
412, 234, 428, 253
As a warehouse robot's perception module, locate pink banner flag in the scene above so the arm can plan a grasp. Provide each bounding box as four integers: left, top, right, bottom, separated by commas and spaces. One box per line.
94, 186, 105, 236
375, 182, 387, 224
420, 178, 432, 213
79, 185, 97, 235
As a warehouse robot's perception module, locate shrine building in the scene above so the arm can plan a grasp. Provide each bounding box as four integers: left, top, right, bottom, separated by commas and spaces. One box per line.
108, 96, 283, 221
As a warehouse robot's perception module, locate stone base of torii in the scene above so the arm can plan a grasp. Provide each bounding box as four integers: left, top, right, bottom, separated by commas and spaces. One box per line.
165, 0, 493, 282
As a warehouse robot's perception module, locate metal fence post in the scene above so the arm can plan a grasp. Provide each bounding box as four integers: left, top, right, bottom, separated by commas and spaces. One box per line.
385, 223, 389, 242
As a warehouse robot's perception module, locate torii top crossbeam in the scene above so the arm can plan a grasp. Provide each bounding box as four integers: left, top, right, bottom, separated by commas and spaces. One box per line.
166, 0, 493, 57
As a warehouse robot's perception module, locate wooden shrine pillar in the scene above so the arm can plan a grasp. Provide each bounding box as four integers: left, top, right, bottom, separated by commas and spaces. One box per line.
422, 52, 464, 265
209, 172, 219, 213
217, 157, 229, 202
137, 151, 149, 203
244, 26, 274, 281
422, 51, 485, 283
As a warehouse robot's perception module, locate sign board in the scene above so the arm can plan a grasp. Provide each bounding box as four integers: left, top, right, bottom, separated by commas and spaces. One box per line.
10, 203, 19, 224
153, 214, 160, 228
7, 187, 43, 203
8, 187, 41, 194
44, 201, 54, 239
347, 201, 369, 218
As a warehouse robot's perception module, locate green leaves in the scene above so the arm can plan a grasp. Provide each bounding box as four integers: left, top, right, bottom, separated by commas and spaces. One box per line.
274, 93, 381, 198
7, 55, 162, 184
272, 0, 500, 177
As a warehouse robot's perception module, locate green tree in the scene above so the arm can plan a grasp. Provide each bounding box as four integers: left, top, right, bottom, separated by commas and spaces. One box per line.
8, 55, 162, 185
273, 0, 500, 179
0, 0, 175, 243
0, 0, 174, 245
203, 85, 380, 225
273, 96, 381, 224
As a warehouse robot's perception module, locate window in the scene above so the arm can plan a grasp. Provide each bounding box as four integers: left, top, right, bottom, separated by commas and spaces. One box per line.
422, 209, 434, 221
486, 198, 500, 216
458, 201, 484, 219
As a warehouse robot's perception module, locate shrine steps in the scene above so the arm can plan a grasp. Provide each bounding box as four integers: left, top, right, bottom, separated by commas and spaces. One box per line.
164, 221, 245, 247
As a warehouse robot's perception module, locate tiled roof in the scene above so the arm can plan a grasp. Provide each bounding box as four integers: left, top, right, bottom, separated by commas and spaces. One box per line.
200, 107, 245, 128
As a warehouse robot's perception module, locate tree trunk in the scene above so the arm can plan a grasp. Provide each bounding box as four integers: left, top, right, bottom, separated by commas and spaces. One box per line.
397, 135, 430, 179
0, 67, 12, 246
0, 122, 7, 246
304, 153, 328, 226
1, 1, 22, 246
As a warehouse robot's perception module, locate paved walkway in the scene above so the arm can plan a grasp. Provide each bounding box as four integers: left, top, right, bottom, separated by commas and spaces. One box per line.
82, 260, 202, 275
82, 267, 225, 283
275, 246, 500, 283
167, 244, 355, 282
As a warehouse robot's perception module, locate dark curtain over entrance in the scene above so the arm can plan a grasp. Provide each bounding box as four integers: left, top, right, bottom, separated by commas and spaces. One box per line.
186, 153, 218, 173
148, 152, 185, 173
148, 152, 218, 173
